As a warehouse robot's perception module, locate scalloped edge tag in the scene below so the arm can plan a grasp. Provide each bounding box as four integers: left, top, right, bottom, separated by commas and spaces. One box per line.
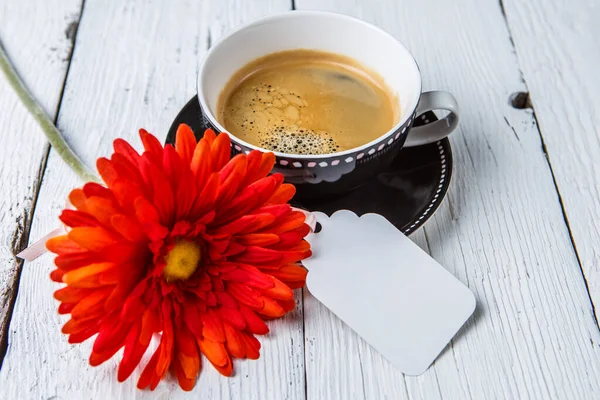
304, 210, 476, 375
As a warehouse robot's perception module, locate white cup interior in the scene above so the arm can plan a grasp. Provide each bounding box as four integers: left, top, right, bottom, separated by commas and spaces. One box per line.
198, 11, 422, 158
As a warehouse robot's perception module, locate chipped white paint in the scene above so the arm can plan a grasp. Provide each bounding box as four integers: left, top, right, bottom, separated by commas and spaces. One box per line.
0, 0, 83, 348
501, 0, 600, 320
0, 0, 299, 399
1, 0, 600, 399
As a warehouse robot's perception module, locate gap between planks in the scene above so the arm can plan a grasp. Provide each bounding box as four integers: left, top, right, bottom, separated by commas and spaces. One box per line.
497, 0, 599, 331
0, 0, 87, 366
0, 143, 49, 366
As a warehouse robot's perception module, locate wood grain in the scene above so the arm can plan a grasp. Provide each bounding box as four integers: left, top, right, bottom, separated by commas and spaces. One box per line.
501, 0, 600, 320
0, 0, 304, 399
0, 0, 83, 362
296, 0, 600, 399
3, 0, 600, 399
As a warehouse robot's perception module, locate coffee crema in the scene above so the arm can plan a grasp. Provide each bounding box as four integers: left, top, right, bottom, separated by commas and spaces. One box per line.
217, 50, 398, 155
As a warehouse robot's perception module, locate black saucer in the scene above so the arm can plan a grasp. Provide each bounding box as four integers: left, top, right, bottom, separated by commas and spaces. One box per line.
166, 96, 452, 235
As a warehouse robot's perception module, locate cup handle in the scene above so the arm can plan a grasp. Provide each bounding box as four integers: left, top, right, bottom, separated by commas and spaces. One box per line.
404, 91, 459, 147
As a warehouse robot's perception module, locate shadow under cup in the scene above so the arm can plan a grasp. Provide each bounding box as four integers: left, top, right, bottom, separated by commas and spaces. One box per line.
198, 11, 437, 199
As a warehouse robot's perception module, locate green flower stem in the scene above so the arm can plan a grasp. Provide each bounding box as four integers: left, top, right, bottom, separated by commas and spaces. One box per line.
0, 39, 99, 183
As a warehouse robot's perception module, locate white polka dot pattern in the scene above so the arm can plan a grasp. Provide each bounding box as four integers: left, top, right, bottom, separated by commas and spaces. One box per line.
233, 114, 415, 169
403, 141, 447, 235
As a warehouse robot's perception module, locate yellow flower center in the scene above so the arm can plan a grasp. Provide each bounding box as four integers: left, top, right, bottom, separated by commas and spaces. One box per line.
163, 240, 202, 282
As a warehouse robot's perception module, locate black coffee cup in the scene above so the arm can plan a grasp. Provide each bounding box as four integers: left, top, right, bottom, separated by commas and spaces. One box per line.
197, 11, 459, 199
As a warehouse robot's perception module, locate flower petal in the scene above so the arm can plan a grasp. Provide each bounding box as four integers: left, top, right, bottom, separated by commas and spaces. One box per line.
85, 196, 121, 227
267, 183, 296, 205
211, 133, 231, 171
190, 139, 212, 187
198, 337, 229, 367
175, 123, 197, 165
213, 358, 233, 377
110, 214, 146, 242
174, 330, 201, 391
279, 299, 297, 312
46, 235, 85, 254
235, 246, 283, 264
68, 188, 88, 211
50, 268, 65, 282
270, 225, 311, 249
239, 331, 261, 359
139, 129, 164, 159
253, 204, 292, 220
223, 322, 245, 358
269, 264, 308, 284
203, 128, 217, 145
137, 342, 161, 390
104, 265, 145, 313
240, 151, 261, 187
68, 227, 119, 251
237, 265, 275, 289
261, 211, 306, 234
191, 173, 220, 218
215, 292, 238, 308
154, 305, 175, 387
54, 252, 101, 271
140, 155, 175, 227
58, 302, 75, 314
67, 319, 101, 344
258, 296, 285, 317
216, 155, 247, 205
217, 307, 246, 331
242, 151, 275, 186
59, 210, 99, 228
239, 305, 269, 335
261, 276, 294, 300
227, 282, 264, 309
110, 153, 144, 188
183, 301, 204, 338
215, 175, 281, 225
113, 138, 141, 167
174, 167, 198, 221
62, 262, 115, 288
214, 214, 261, 236
235, 233, 279, 247
54, 287, 93, 303
91, 314, 131, 362
83, 182, 115, 200
202, 309, 226, 342
70, 287, 112, 319
134, 197, 168, 240
117, 321, 151, 382
97, 158, 119, 187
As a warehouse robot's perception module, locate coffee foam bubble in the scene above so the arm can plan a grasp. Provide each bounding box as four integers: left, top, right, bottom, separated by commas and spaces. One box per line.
258, 126, 340, 155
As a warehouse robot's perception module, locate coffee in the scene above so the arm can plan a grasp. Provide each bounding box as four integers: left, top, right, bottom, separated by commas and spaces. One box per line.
217, 50, 398, 155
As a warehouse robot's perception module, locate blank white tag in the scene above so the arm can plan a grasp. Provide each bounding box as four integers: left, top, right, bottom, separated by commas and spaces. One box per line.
304, 210, 476, 375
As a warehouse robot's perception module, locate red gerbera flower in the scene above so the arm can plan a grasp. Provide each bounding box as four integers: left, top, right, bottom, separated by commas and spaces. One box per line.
46, 125, 311, 390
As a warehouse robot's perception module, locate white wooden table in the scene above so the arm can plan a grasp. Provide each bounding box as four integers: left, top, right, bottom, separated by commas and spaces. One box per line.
1, 0, 599, 399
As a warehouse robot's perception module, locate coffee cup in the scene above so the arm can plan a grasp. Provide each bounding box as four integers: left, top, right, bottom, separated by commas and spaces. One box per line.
197, 11, 459, 199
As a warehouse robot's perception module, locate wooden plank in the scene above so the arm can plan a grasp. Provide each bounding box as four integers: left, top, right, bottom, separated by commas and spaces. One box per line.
500, 0, 600, 320
0, 0, 304, 399
0, 0, 83, 361
296, 0, 600, 399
